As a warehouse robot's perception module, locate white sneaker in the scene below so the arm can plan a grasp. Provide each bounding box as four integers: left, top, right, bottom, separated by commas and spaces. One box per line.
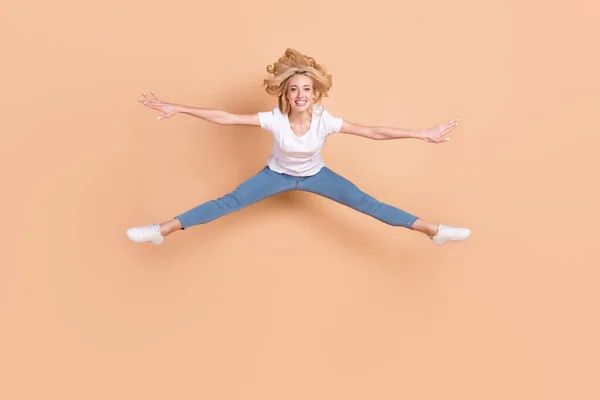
126, 223, 166, 245
430, 224, 471, 246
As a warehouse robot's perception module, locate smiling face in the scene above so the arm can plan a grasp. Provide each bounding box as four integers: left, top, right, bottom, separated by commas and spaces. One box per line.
285, 74, 315, 114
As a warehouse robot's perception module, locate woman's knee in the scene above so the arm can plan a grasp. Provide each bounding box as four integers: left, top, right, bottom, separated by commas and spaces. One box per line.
215, 189, 245, 210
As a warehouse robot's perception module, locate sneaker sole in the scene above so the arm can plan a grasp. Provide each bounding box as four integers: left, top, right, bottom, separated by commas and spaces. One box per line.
126, 230, 164, 245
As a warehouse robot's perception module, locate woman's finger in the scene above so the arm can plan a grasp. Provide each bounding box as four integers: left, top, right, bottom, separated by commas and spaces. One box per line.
150, 90, 160, 102
444, 122, 459, 133
139, 97, 160, 111
445, 119, 459, 128
158, 111, 174, 120
142, 92, 155, 103
444, 120, 458, 130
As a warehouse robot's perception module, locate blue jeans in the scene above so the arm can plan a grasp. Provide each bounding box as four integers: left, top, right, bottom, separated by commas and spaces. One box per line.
175, 166, 419, 230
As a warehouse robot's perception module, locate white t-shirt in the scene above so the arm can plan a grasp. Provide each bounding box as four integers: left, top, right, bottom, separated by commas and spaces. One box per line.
258, 105, 343, 176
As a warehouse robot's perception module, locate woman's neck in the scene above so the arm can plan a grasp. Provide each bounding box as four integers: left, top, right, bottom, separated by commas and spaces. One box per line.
287, 109, 312, 124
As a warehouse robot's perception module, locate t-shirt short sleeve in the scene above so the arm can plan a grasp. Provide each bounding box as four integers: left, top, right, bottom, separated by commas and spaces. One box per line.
258, 107, 281, 134
322, 109, 344, 136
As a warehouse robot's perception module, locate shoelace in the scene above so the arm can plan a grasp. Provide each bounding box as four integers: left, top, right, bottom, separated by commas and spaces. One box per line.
438, 225, 453, 237
142, 224, 159, 235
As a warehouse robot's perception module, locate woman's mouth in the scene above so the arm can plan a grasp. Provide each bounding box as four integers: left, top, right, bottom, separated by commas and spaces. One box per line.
294, 100, 307, 106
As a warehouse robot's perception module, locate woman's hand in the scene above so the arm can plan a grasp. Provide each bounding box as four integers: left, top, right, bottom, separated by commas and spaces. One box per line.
138, 90, 179, 120
418, 118, 460, 143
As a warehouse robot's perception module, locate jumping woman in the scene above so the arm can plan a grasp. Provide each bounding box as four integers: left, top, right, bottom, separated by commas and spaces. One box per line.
126, 48, 472, 247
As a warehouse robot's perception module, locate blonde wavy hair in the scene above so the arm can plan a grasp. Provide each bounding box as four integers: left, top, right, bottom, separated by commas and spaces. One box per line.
263, 48, 333, 115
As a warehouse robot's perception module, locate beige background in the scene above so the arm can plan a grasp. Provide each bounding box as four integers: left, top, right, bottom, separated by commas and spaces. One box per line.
1, 0, 599, 399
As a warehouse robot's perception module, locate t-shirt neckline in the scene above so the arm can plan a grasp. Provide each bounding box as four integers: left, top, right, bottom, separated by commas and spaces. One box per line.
285, 113, 315, 138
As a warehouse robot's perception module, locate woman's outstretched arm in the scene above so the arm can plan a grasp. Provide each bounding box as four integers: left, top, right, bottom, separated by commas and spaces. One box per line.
138, 90, 261, 127
339, 118, 460, 144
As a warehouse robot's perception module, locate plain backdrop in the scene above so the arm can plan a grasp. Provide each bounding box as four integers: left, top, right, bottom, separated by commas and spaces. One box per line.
1, 1, 599, 399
